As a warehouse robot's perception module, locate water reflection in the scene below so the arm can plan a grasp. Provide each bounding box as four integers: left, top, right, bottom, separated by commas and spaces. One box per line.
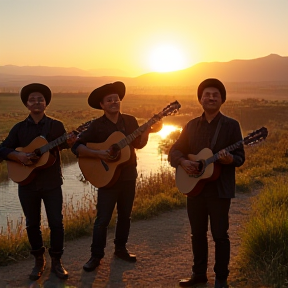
157, 124, 179, 139
0, 125, 179, 229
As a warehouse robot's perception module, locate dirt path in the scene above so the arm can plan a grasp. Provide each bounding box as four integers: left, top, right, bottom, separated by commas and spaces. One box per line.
0, 192, 258, 288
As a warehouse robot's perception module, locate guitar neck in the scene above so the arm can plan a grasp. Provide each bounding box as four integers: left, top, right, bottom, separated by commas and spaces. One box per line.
35, 119, 93, 156
117, 116, 160, 149
205, 139, 243, 166
38, 134, 68, 155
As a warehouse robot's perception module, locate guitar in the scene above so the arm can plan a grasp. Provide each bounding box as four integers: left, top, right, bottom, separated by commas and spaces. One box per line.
78, 101, 181, 188
7, 120, 92, 185
176, 127, 268, 196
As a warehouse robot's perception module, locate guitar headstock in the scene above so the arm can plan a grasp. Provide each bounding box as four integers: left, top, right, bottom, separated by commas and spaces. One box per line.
162, 101, 181, 116
77, 120, 94, 133
68, 119, 94, 138
244, 127, 268, 146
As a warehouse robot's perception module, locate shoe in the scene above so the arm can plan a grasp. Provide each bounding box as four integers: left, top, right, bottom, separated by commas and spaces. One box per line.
114, 248, 137, 262
214, 278, 228, 288
29, 247, 46, 281
179, 273, 208, 287
83, 256, 101, 272
51, 257, 69, 279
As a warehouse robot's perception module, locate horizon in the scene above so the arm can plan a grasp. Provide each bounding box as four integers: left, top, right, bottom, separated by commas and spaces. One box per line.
1, 1, 287, 77
0, 53, 286, 79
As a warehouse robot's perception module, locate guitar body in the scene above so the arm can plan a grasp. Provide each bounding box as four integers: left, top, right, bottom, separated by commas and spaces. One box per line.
176, 148, 221, 196
78, 131, 131, 188
7, 136, 55, 185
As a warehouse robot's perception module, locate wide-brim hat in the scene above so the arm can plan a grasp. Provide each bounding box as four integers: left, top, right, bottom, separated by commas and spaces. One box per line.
20, 83, 52, 105
197, 78, 226, 103
88, 81, 126, 109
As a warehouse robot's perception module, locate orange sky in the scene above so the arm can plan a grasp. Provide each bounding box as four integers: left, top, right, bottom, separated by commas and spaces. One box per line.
1, 0, 287, 76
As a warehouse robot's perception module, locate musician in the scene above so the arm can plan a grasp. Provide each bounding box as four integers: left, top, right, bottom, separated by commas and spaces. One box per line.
168, 79, 245, 288
0, 83, 74, 280
72, 81, 159, 272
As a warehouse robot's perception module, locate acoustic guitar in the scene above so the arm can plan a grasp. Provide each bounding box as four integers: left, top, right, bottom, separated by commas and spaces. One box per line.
78, 101, 181, 188
176, 127, 268, 196
7, 120, 92, 185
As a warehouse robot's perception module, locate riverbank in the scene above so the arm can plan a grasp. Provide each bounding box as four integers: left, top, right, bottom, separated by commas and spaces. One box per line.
0, 190, 266, 288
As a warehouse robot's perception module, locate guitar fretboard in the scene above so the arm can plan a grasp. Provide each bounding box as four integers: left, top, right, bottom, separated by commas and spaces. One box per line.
205, 140, 243, 166
35, 119, 93, 156
39, 133, 70, 154
203, 127, 267, 167
117, 116, 161, 149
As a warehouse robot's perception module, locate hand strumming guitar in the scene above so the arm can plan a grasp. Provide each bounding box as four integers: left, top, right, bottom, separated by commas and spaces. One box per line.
180, 159, 201, 176
9, 151, 39, 166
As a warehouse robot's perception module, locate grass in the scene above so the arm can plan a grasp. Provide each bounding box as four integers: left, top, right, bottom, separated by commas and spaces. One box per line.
238, 176, 288, 287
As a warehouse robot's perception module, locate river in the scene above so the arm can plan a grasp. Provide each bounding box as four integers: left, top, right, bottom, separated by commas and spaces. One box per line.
0, 131, 174, 229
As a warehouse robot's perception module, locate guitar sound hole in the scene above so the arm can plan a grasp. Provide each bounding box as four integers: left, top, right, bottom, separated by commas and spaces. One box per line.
188, 160, 205, 178
108, 144, 121, 161
34, 149, 41, 157
27, 152, 40, 163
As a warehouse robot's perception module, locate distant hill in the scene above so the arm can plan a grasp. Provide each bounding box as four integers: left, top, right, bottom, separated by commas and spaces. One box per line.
0, 65, 93, 77
0, 54, 287, 93
133, 54, 288, 85
0, 65, 131, 78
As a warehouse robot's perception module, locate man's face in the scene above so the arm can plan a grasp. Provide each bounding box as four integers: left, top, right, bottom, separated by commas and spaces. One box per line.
100, 93, 121, 114
200, 87, 223, 113
26, 92, 47, 114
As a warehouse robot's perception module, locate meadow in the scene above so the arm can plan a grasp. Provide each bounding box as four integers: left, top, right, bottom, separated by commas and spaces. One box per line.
1, 85, 288, 286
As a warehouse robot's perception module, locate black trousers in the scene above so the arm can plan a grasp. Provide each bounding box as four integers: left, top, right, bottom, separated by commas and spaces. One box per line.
18, 185, 64, 252
90, 180, 136, 258
187, 196, 231, 280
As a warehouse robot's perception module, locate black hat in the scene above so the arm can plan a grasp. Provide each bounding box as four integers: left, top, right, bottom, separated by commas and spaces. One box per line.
197, 78, 226, 103
20, 83, 52, 105
88, 81, 126, 110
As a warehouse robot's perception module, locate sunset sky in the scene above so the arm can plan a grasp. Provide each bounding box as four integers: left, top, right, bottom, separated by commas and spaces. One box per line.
1, 0, 287, 76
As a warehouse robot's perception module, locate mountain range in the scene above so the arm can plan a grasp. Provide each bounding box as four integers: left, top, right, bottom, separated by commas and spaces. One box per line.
0, 54, 287, 92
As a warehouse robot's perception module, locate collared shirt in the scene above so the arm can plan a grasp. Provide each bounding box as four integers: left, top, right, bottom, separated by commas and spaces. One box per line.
72, 113, 146, 182
169, 112, 245, 198
0, 114, 69, 190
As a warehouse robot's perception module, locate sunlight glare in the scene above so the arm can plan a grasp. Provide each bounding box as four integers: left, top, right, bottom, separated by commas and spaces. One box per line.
149, 44, 188, 72
157, 125, 179, 139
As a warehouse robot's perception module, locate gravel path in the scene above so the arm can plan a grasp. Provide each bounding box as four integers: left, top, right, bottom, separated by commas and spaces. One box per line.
0, 191, 260, 288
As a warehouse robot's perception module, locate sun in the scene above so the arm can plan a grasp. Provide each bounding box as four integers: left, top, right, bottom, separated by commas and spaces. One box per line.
149, 44, 188, 72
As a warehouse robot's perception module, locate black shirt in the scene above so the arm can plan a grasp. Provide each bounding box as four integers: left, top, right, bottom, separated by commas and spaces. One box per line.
0, 114, 69, 190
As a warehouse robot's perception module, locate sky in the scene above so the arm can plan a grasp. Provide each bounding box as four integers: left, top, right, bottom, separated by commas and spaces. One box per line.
1, 0, 287, 76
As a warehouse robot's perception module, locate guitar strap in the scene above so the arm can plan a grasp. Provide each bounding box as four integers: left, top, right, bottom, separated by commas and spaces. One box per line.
210, 116, 224, 151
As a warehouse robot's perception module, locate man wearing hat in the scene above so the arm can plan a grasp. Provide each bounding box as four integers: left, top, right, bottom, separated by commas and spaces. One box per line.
168, 79, 245, 288
0, 83, 73, 280
72, 81, 158, 272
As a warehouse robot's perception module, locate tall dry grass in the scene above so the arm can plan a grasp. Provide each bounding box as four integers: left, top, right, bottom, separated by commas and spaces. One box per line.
238, 176, 288, 287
